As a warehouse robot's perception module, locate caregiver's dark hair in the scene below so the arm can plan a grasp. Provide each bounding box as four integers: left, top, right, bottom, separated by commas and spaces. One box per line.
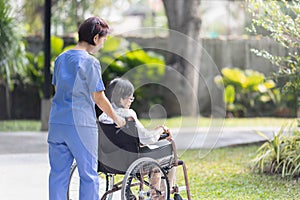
106, 78, 134, 108
78, 16, 109, 46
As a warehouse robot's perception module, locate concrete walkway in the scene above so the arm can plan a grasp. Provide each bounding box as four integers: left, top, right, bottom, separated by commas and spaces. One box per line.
0, 126, 280, 200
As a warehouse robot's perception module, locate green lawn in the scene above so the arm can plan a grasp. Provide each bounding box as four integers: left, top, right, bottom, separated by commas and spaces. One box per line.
0, 120, 41, 131
140, 117, 295, 129
0, 117, 296, 132
177, 145, 299, 199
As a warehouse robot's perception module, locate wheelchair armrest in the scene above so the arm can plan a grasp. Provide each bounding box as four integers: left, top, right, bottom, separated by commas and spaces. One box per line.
159, 132, 169, 140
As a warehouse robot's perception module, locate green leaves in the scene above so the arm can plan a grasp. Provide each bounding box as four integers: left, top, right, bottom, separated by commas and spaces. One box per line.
214, 67, 276, 117
99, 36, 166, 83
224, 85, 235, 105
22, 36, 75, 97
0, 1, 27, 88
250, 120, 300, 177
98, 36, 166, 113
221, 68, 267, 90
51, 36, 64, 57
247, 0, 300, 95
101, 36, 122, 53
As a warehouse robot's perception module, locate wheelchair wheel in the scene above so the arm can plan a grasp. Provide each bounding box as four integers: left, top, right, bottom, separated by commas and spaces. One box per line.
121, 157, 170, 200
67, 163, 114, 200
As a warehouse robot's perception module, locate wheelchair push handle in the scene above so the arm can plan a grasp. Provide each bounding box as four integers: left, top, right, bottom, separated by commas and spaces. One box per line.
115, 117, 136, 135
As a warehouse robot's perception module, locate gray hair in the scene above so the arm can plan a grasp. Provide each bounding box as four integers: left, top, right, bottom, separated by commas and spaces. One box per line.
106, 78, 134, 108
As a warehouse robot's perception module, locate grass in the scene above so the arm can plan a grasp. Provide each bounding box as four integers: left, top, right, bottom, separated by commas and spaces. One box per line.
176, 145, 299, 199
109, 144, 299, 199
0, 117, 296, 132
140, 117, 295, 129
0, 120, 41, 132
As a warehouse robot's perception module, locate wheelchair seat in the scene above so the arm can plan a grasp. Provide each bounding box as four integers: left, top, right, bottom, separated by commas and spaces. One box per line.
97, 119, 174, 174
140, 140, 174, 167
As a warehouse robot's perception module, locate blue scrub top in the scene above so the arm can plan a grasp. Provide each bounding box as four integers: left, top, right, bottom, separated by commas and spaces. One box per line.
49, 50, 105, 128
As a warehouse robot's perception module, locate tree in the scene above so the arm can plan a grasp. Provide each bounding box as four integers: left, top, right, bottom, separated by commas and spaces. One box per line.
21, 0, 115, 35
162, 0, 202, 116
247, 0, 300, 119
0, 1, 27, 118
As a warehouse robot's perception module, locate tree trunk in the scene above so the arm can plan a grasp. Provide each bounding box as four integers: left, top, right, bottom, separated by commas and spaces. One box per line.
162, 0, 202, 116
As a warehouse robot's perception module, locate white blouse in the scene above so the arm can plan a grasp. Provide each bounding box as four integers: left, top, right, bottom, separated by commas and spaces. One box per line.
99, 107, 162, 145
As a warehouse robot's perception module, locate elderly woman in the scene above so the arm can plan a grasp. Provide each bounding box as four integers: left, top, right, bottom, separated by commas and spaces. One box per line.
99, 77, 172, 144
99, 77, 178, 199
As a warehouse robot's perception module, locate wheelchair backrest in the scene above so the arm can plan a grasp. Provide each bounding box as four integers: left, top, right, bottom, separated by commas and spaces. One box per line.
97, 120, 140, 174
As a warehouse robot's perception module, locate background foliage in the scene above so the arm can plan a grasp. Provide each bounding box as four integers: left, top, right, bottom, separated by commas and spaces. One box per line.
247, 0, 300, 96
24, 36, 75, 97
97, 36, 166, 116
0, 1, 28, 118
2, 0, 299, 119
214, 67, 295, 117
21, 0, 115, 35
0, 1, 27, 89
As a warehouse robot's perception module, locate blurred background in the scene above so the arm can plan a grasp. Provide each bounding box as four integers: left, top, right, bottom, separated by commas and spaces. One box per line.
1, 0, 299, 129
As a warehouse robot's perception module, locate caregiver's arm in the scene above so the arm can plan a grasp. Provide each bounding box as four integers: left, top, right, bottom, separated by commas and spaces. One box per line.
93, 91, 125, 127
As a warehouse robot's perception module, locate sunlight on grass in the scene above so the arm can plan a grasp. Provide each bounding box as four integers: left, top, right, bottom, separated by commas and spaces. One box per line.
176, 145, 299, 199
140, 117, 295, 129
0, 117, 296, 131
0, 120, 41, 132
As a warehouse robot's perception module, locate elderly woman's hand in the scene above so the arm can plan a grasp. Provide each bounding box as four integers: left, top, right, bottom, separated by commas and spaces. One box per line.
157, 125, 172, 141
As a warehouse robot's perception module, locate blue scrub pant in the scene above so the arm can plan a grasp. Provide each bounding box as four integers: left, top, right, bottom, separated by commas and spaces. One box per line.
48, 123, 99, 200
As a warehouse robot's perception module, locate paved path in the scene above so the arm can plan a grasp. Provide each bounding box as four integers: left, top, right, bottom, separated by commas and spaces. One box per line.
0, 127, 280, 200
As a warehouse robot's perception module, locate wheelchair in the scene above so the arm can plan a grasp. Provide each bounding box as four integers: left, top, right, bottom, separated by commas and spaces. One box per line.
67, 118, 191, 200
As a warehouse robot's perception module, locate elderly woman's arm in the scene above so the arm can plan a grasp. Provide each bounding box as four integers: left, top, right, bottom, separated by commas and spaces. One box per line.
93, 91, 125, 127
125, 109, 165, 144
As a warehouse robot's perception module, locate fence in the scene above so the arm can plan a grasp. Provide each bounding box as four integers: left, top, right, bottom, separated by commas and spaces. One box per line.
127, 36, 287, 116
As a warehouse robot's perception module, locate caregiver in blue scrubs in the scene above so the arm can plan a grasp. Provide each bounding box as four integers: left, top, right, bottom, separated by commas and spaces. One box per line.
48, 17, 125, 200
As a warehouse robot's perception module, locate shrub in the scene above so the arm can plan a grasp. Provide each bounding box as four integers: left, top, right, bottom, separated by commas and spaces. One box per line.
24, 36, 75, 97
0, 1, 28, 118
250, 121, 300, 178
214, 67, 276, 117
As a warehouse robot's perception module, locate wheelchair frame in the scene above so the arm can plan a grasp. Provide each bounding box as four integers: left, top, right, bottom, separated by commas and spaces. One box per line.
67, 120, 191, 200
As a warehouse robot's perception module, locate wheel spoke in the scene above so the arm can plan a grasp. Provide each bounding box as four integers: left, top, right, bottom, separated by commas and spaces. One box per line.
121, 158, 170, 200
